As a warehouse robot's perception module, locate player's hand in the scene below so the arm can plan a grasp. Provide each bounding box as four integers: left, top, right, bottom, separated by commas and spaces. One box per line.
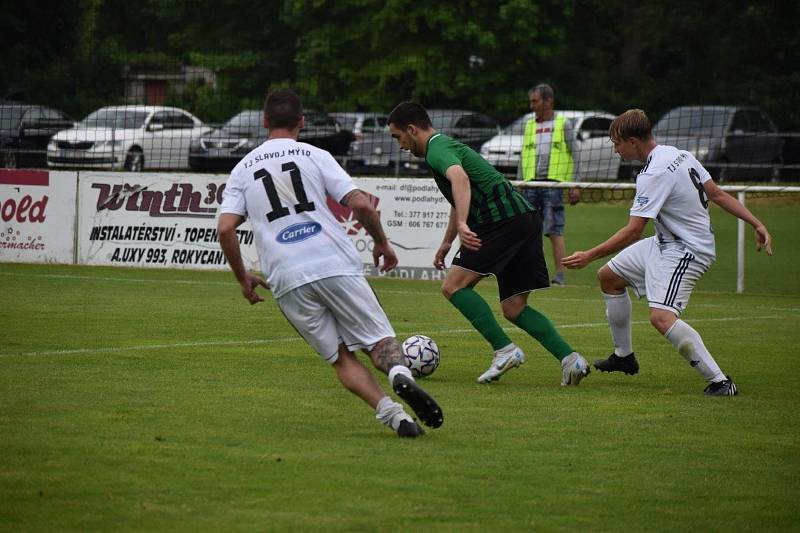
434, 242, 451, 270
373, 242, 398, 272
240, 273, 270, 304
568, 187, 581, 205
562, 251, 592, 269
755, 225, 773, 256
457, 222, 481, 251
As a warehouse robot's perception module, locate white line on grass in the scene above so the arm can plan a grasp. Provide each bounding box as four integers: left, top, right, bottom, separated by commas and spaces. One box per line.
0, 314, 783, 358
3, 272, 799, 313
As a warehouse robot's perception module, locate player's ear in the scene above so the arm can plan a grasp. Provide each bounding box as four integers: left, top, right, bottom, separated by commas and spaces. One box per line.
298, 115, 306, 130
263, 113, 270, 129
407, 124, 417, 137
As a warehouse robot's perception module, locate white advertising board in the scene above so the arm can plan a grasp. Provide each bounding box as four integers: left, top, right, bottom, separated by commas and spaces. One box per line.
76, 173, 453, 277
77, 172, 259, 270
0, 169, 77, 264
349, 177, 456, 280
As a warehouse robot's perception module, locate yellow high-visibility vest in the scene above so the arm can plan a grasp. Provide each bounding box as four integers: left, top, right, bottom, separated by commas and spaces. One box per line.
521, 114, 574, 182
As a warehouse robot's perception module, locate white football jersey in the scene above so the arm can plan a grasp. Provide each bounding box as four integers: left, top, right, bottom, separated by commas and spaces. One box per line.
630, 145, 716, 265
219, 137, 361, 297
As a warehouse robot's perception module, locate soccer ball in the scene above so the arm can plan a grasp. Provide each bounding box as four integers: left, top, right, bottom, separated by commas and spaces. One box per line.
401, 335, 440, 378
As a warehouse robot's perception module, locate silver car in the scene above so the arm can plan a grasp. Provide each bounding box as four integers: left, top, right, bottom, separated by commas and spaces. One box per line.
47, 105, 209, 171
480, 111, 622, 180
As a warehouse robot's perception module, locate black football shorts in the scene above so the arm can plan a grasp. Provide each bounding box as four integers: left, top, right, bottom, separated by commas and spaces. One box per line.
452, 212, 550, 300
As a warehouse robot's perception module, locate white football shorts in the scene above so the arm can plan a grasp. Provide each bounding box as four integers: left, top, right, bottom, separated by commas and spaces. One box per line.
607, 236, 709, 315
276, 275, 395, 363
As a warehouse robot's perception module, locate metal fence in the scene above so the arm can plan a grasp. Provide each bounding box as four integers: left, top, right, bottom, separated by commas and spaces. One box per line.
2, 82, 799, 182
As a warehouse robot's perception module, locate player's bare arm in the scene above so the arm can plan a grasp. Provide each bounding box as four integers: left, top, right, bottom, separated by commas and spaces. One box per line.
563, 216, 649, 269
343, 189, 398, 271
217, 212, 269, 304
703, 180, 773, 255
434, 208, 458, 270
444, 165, 481, 251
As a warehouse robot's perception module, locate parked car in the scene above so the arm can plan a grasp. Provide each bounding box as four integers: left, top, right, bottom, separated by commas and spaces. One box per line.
189, 110, 354, 171
652, 106, 783, 181
479, 111, 623, 180
329, 112, 388, 139
1, 103, 74, 168
349, 109, 501, 173
47, 105, 210, 171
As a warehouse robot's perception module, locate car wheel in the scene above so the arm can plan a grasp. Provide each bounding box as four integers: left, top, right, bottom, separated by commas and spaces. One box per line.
2, 150, 17, 169
124, 148, 144, 172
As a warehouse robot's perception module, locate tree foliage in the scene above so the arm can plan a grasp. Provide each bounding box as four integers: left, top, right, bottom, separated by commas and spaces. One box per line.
2, 0, 798, 128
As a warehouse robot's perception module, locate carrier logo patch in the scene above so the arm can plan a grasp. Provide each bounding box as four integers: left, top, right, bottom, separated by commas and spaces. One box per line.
634, 195, 649, 208
276, 222, 322, 243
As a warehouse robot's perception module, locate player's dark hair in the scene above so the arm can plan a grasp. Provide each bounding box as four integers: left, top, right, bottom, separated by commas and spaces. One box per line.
529, 83, 554, 101
388, 102, 432, 130
264, 88, 303, 129
609, 109, 653, 141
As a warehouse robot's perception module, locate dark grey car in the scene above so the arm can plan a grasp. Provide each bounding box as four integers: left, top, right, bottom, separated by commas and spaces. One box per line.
349, 109, 501, 174
189, 110, 354, 172
0, 103, 74, 168
653, 106, 783, 181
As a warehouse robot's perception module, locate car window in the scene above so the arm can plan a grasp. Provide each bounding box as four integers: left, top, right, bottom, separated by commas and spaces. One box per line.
82, 109, 148, 129
654, 108, 729, 136
42, 108, 68, 121
363, 118, 376, 130
730, 111, 750, 133
167, 111, 196, 129
471, 114, 498, 129
503, 114, 534, 135
23, 107, 45, 123
225, 111, 263, 134
579, 117, 613, 139
454, 115, 476, 129
746, 110, 773, 132
0, 106, 27, 129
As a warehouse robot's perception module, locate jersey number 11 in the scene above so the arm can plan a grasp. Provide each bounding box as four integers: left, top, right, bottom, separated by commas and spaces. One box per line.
253, 161, 316, 221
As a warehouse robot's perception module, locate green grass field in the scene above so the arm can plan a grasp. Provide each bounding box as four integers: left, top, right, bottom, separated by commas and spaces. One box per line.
2, 202, 799, 531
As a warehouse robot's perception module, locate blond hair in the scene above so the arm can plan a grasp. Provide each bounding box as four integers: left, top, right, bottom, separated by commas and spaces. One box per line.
609, 109, 652, 141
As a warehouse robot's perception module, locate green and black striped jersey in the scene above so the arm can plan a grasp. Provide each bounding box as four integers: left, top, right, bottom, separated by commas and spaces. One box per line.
425, 133, 533, 227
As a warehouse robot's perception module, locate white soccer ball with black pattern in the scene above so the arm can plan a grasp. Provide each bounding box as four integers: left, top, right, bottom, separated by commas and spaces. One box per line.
401, 335, 440, 378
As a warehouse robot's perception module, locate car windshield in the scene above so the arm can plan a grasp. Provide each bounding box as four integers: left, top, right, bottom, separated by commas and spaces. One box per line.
224, 111, 263, 135
429, 113, 453, 130
653, 108, 730, 137
0, 106, 26, 129
81, 109, 149, 129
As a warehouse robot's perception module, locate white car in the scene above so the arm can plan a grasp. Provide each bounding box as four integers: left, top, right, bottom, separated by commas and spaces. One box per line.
47, 105, 210, 171
480, 110, 624, 180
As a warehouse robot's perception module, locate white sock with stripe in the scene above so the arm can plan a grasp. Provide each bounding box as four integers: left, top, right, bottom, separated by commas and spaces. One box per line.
665, 319, 725, 383
603, 291, 633, 356
375, 396, 413, 430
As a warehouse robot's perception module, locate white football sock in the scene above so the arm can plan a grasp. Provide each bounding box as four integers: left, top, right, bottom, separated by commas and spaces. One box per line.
375, 396, 413, 430
603, 291, 633, 356
388, 364, 413, 387
665, 319, 725, 383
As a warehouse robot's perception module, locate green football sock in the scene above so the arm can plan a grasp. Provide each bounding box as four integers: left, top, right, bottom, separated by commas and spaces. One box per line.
514, 306, 573, 360
449, 288, 511, 351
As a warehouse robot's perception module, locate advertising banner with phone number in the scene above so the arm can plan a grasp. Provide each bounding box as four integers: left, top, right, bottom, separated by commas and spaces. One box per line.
76, 172, 455, 277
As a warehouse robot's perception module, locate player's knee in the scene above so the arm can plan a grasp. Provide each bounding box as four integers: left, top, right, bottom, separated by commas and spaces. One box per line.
649, 311, 676, 334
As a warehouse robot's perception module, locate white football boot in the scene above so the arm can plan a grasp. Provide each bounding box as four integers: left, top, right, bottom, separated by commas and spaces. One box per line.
477, 345, 526, 383
561, 352, 590, 386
